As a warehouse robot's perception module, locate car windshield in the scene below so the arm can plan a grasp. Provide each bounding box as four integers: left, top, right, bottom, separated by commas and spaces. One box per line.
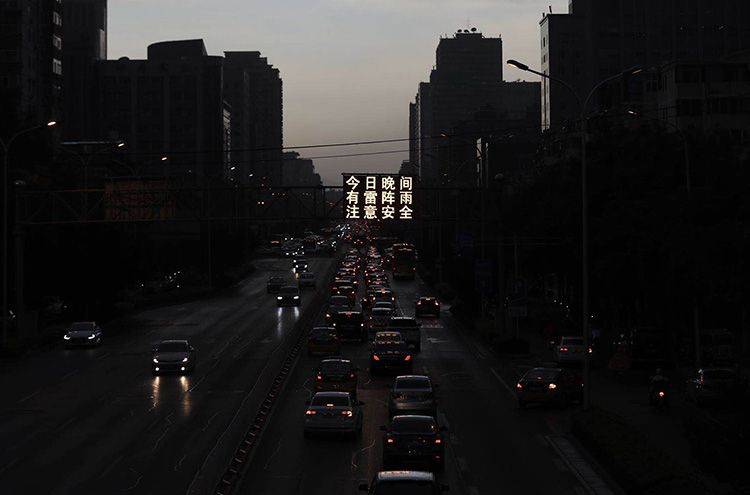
373, 309, 391, 316
301, 273, 314, 278
375, 342, 405, 351
319, 361, 352, 374
703, 370, 735, 380
70, 322, 94, 331
524, 369, 559, 382
562, 338, 584, 346
396, 378, 430, 389
280, 287, 298, 294
330, 297, 348, 305
392, 417, 436, 433
311, 395, 349, 407
373, 481, 436, 495
157, 342, 187, 352
390, 319, 418, 327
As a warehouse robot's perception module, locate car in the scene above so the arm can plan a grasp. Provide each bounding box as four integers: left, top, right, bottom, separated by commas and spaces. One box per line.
267, 276, 286, 293
358, 471, 447, 494
370, 307, 394, 331
372, 289, 395, 304
375, 331, 403, 344
307, 327, 341, 356
332, 285, 356, 304
553, 336, 591, 364
151, 339, 196, 375
370, 337, 412, 375
415, 297, 440, 318
63, 321, 103, 347
686, 367, 743, 405
314, 358, 358, 396
373, 301, 394, 312
387, 317, 422, 352
304, 391, 363, 437
293, 258, 309, 273
331, 311, 366, 342
516, 367, 583, 408
297, 272, 316, 288
389, 375, 437, 417
381, 415, 445, 472
277, 285, 301, 306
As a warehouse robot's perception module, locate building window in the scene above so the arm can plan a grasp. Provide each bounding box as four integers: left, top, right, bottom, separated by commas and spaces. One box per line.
52, 58, 62, 75
52, 12, 62, 26
53, 35, 62, 50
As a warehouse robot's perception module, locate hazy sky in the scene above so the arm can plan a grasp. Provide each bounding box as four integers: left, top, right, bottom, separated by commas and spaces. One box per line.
109, 0, 568, 184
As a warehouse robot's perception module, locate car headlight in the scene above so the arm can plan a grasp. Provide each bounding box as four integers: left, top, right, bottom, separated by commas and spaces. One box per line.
277, 296, 283, 300
182, 357, 189, 363
63, 334, 71, 340
88, 334, 96, 340
153, 358, 159, 363
293, 295, 299, 300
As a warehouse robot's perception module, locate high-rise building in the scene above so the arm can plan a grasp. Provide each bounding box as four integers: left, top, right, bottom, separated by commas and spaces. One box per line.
410, 30, 540, 186
0, 0, 62, 137
541, 0, 750, 130
93, 40, 227, 181
282, 151, 321, 187
62, 0, 107, 140
224, 52, 283, 188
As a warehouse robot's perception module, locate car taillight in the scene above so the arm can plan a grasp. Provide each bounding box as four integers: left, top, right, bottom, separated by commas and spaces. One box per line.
658, 390, 665, 397
559, 346, 568, 352
434, 437, 442, 445
349, 373, 355, 379
588, 347, 593, 354
316, 374, 322, 381
386, 436, 394, 444
516, 383, 523, 390
372, 354, 380, 361
305, 409, 316, 415
548, 383, 557, 390
341, 410, 353, 417
404, 355, 412, 362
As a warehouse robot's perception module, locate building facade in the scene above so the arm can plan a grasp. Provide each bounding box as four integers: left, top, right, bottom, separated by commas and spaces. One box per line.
542, 0, 750, 130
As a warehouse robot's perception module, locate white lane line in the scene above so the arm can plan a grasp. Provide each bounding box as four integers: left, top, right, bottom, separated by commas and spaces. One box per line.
201, 411, 221, 432
186, 375, 207, 393
55, 416, 77, 433
98, 455, 123, 479
350, 438, 377, 471
489, 367, 517, 399
152, 427, 170, 451
174, 453, 188, 472
17, 390, 40, 404
263, 439, 283, 470
96, 352, 111, 361
121, 468, 142, 492
60, 369, 79, 381
546, 435, 616, 495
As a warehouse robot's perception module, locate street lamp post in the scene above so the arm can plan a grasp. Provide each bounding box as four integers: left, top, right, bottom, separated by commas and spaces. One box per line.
507, 59, 641, 410
0, 121, 57, 346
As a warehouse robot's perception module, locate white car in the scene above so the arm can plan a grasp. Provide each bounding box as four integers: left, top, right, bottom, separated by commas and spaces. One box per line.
553, 336, 590, 363
298, 272, 316, 288
304, 391, 363, 437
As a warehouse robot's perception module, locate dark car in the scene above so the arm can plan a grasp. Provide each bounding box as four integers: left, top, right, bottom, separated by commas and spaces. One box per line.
516, 367, 583, 408
314, 358, 358, 397
293, 258, 309, 273
370, 339, 412, 375
267, 276, 285, 294
381, 415, 445, 472
359, 471, 447, 494
686, 367, 743, 405
277, 285, 301, 306
63, 321, 103, 347
151, 339, 196, 375
389, 375, 437, 417
307, 327, 341, 356
332, 311, 366, 342
415, 297, 440, 318
388, 317, 422, 352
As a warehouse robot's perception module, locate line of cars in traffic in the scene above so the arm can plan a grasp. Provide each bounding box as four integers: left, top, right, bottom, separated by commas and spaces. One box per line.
302, 242, 450, 493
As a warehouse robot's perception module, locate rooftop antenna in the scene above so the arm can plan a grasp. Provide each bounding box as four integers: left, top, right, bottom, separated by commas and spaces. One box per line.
549, 5, 553, 13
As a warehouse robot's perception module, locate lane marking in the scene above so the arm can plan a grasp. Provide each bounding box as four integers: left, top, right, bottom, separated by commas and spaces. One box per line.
350, 438, 376, 471
54, 416, 77, 433
490, 367, 517, 399
17, 390, 40, 404
546, 435, 616, 495
263, 439, 283, 470
121, 468, 142, 492
152, 427, 170, 451
98, 455, 123, 479
201, 411, 221, 432
173, 453, 187, 472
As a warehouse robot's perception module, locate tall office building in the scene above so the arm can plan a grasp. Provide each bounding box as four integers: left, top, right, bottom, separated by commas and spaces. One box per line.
0, 0, 62, 138
410, 30, 540, 185
93, 40, 228, 181
62, 0, 107, 140
541, 0, 750, 130
224, 52, 283, 187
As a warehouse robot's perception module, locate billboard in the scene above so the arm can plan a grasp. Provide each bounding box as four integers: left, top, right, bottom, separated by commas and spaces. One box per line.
104, 179, 176, 221
342, 174, 414, 220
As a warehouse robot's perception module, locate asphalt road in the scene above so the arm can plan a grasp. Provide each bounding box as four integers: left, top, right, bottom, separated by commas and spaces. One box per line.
0, 257, 332, 495
237, 273, 592, 495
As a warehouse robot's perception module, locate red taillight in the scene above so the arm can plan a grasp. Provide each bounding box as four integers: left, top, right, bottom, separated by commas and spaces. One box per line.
404, 355, 412, 362
516, 383, 523, 390
386, 436, 394, 444
316, 374, 322, 381
305, 409, 316, 415
559, 346, 568, 352
372, 354, 380, 361
341, 410, 353, 417
434, 437, 442, 445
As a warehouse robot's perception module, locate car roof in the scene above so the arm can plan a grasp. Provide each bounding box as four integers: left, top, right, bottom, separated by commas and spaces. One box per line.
159, 339, 188, 345
395, 375, 430, 382
321, 358, 351, 364
281, 285, 299, 290
419, 296, 436, 300
376, 471, 435, 482
392, 414, 434, 422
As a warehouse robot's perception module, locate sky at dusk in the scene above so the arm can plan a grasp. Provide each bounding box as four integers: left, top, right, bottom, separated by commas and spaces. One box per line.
109, 0, 569, 184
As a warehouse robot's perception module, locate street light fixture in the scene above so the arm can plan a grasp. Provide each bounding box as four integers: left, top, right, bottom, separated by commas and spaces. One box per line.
506, 58, 642, 410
